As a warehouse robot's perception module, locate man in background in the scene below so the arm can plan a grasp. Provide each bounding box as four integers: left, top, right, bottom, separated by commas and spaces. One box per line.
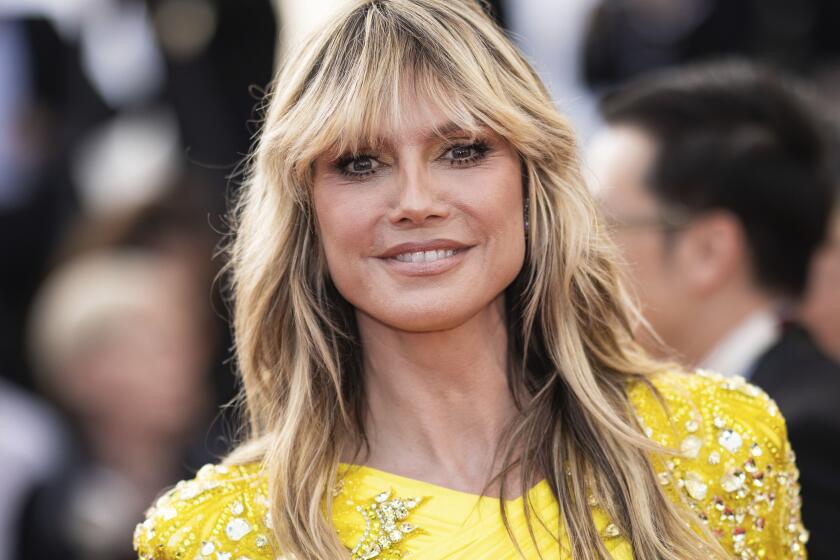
802, 207, 840, 362
591, 60, 839, 558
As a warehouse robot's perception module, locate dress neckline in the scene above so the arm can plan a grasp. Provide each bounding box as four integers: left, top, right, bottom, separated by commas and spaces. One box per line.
336, 462, 551, 505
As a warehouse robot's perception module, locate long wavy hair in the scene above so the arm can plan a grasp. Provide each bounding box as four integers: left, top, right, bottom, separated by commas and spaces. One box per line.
224, 1, 728, 558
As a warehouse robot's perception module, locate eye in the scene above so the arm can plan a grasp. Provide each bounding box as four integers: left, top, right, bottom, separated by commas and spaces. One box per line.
441, 141, 490, 166
336, 155, 381, 179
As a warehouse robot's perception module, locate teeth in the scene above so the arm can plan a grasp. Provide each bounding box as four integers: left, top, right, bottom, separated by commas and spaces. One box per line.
394, 249, 457, 263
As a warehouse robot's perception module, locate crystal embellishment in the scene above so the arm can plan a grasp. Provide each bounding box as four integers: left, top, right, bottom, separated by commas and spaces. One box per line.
685, 471, 708, 500
177, 479, 220, 500
350, 489, 424, 559
159, 506, 177, 521
721, 470, 746, 493
225, 517, 252, 541
680, 435, 703, 459
719, 429, 743, 453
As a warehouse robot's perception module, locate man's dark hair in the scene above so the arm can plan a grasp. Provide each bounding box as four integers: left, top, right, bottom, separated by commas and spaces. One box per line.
600, 60, 837, 297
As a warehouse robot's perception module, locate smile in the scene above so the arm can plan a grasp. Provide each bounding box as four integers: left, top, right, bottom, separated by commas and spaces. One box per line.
379, 246, 471, 277
393, 249, 459, 263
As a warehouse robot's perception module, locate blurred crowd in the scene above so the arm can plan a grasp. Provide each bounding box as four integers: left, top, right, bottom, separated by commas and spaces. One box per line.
1, 1, 839, 559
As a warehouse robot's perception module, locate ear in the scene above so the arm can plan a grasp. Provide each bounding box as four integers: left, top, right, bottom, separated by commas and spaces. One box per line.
680, 211, 747, 296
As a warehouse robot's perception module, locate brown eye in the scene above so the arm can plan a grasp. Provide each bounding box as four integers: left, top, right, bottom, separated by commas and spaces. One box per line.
346, 157, 378, 173
442, 141, 491, 166
448, 145, 476, 160
336, 155, 381, 179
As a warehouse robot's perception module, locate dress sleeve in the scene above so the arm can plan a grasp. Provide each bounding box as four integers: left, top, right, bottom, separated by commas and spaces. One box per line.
133, 463, 275, 560
632, 370, 810, 559
749, 389, 809, 559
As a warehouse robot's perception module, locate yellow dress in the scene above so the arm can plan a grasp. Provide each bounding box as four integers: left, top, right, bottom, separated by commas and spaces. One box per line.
133, 370, 809, 559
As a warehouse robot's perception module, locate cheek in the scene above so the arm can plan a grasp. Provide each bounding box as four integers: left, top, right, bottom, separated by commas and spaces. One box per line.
313, 188, 379, 269
463, 151, 524, 225
461, 168, 527, 301
475, 181, 525, 262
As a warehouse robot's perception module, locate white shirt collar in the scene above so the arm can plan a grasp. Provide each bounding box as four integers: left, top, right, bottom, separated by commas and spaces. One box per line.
698, 307, 781, 379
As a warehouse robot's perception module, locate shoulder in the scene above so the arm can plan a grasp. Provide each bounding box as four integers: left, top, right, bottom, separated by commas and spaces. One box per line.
628, 369, 810, 558
628, 368, 787, 443
133, 462, 275, 560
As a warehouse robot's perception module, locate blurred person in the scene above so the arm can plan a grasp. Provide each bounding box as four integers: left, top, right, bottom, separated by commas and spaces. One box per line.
54, 177, 239, 422
592, 60, 839, 558
17, 249, 215, 560
0, 379, 67, 560
582, 0, 840, 92
134, 3, 807, 559
56, 176, 223, 298
802, 207, 840, 361
0, 0, 276, 390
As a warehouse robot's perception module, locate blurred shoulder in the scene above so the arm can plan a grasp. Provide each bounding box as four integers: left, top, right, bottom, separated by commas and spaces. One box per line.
628, 369, 809, 558
134, 462, 275, 560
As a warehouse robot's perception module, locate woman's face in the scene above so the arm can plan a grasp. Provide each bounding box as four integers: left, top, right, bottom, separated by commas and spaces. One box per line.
312, 95, 525, 332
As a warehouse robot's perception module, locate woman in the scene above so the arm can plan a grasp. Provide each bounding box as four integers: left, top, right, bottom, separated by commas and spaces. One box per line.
134, 1, 808, 558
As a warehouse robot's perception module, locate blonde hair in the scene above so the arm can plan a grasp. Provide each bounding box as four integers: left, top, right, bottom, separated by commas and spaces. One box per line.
225, 1, 729, 558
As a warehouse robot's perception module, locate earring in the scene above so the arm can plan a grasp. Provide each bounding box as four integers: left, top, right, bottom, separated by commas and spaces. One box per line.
524, 194, 530, 236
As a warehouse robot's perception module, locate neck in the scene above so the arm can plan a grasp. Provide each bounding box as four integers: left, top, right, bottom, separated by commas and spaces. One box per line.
347, 295, 521, 495
672, 285, 775, 368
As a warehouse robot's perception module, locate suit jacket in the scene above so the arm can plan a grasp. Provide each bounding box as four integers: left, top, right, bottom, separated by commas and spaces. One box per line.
751, 324, 840, 560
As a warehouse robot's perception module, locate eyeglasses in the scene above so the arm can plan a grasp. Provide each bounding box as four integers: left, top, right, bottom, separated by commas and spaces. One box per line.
602, 207, 694, 233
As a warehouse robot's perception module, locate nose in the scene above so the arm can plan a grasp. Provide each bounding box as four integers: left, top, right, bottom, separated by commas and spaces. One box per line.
387, 162, 449, 225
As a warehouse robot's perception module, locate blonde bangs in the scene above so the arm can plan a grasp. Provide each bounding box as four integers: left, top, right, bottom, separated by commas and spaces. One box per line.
259, 0, 552, 196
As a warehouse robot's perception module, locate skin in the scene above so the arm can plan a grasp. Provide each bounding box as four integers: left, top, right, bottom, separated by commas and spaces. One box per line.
312, 92, 530, 497
801, 213, 840, 361
590, 124, 773, 366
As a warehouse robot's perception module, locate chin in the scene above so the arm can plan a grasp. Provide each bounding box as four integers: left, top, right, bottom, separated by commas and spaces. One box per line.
363, 300, 483, 333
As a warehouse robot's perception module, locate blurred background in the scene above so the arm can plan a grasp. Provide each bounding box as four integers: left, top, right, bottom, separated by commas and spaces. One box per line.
0, 1, 838, 559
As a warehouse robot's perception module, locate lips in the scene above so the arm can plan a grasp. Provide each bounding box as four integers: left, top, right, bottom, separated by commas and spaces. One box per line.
377, 239, 472, 259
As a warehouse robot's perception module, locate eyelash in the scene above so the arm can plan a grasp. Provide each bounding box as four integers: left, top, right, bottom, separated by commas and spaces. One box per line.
334, 140, 491, 180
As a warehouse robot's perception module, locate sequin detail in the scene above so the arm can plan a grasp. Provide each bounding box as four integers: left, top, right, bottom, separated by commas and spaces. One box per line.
634, 369, 810, 560
350, 489, 424, 560
132, 463, 275, 560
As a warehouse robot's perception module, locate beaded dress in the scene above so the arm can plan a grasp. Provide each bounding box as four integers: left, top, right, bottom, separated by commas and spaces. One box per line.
134, 369, 809, 559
